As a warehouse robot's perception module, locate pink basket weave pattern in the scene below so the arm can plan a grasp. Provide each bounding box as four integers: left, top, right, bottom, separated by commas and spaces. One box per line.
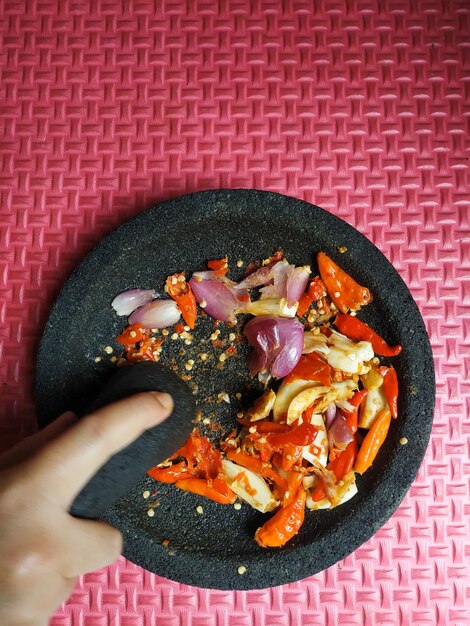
0, 1, 469, 624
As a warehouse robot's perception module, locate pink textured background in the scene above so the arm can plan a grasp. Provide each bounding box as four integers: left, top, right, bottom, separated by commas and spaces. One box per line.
1, 0, 469, 624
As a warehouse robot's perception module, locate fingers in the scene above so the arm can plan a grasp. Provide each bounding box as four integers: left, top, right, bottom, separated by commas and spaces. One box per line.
0, 412, 77, 471
59, 519, 122, 578
27, 392, 173, 506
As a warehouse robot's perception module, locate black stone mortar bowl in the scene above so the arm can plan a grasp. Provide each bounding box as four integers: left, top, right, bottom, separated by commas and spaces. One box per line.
36, 189, 435, 590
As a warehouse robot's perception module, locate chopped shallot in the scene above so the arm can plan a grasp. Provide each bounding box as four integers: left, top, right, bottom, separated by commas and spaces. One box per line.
244, 316, 304, 379
189, 278, 239, 322
112, 289, 156, 316
328, 413, 354, 451
129, 299, 180, 328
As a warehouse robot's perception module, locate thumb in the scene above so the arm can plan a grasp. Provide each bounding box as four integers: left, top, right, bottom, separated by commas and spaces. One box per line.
27, 392, 174, 506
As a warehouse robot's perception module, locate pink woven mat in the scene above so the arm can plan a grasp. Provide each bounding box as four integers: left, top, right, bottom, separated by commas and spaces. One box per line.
1, 0, 469, 624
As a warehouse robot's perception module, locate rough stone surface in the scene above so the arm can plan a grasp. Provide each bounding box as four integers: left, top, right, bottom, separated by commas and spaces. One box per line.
70, 361, 196, 519
36, 189, 435, 590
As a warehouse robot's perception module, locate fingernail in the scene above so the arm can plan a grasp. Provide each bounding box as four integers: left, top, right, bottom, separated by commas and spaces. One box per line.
151, 392, 174, 413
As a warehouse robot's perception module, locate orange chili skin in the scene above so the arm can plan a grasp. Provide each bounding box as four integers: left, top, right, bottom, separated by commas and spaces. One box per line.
317, 252, 372, 313
329, 438, 358, 480
340, 389, 368, 434
355, 409, 392, 474
266, 422, 318, 448
285, 353, 331, 387
334, 313, 402, 357
165, 273, 197, 329
126, 336, 162, 362
248, 422, 318, 464
283, 471, 304, 506
297, 292, 314, 317
271, 447, 304, 472
255, 488, 306, 548
308, 276, 327, 301
226, 450, 288, 492
311, 438, 358, 502
296, 276, 327, 316
116, 323, 146, 345
175, 478, 235, 504
207, 257, 229, 277
380, 366, 399, 419
147, 461, 188, 483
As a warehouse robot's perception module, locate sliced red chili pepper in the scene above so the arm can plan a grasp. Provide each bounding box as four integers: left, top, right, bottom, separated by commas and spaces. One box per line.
266, 422, 318, 448
116, 323, 146, 345
211, 476, 235, 500
168, 430, 224, 479
380, 365, 399, 419
285, 353, 331, 387
334, 313, 402, 357
297, 292, 314, 317
165, 273, 197, 329
271, 447, 304, 472
147, 461, 188, 483
308, 276, 327, 301
125, 336, 163, 362
311, 438, 358, 502
175, 477, 235, 504
340, 389, 368, 434
301, 404, 315, 424
355, 409, 391, 474
283, 471, 304, 506
317, 252, 372, 313
255, 487, 306, 548
296, 276, 327, 317
328, 437, 358, 480
226, 450, 288, 492
207, 256, 229, 277
175, 288, 197, 327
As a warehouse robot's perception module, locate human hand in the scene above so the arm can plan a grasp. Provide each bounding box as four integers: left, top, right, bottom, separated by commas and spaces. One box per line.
0, 392, 173, 626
